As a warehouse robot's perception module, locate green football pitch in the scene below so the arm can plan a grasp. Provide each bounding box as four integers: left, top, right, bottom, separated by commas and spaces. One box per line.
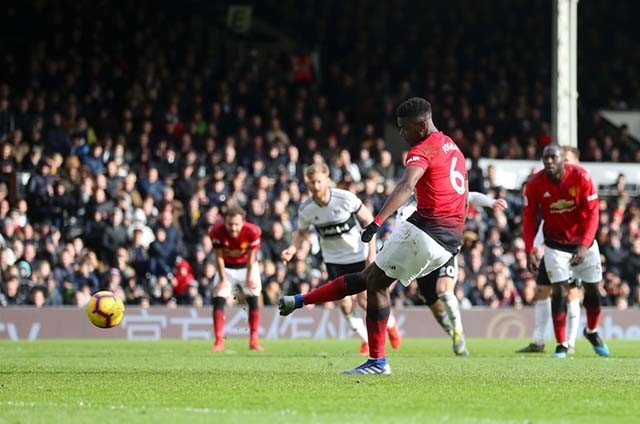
1, 338, 638, 424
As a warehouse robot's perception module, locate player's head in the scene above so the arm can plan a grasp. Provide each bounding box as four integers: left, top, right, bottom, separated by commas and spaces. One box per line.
304, 162, 331, 198
560, 145, 580, 164
541, 144, 565, 180
396, 97, 432, 146
224, 205, 246, 238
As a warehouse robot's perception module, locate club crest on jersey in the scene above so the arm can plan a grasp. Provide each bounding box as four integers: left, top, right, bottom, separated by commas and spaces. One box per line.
568, 186, 577, 197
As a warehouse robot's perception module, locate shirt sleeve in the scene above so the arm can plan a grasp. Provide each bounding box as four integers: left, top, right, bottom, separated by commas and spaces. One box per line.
578, 170, 599, 247
346, 191, 363, 214
404, 145, 429, 169
297, 208, 310, 231
522, 180, 539, 253
468, 191, 495, 208
248, 225, 262, 250
209, 226, 223, 248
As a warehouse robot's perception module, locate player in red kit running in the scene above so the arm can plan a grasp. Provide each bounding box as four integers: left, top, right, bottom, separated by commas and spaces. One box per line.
209, 206, 264, 351
522, 144, 609, 358
279, 97, 468, 374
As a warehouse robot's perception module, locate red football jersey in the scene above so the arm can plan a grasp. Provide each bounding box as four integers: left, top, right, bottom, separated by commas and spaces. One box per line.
404, 131, 467, 250
209, 221, 262, 266
523, 163, 599, 253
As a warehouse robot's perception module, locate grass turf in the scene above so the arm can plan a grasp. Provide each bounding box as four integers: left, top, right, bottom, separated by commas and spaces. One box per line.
0, 338, 638, 424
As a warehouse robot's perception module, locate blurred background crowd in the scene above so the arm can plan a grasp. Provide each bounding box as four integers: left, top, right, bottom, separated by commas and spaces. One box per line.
0, 0, 638, 310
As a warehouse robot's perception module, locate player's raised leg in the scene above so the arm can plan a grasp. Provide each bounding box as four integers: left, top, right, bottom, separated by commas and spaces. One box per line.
278, 272, 367, 315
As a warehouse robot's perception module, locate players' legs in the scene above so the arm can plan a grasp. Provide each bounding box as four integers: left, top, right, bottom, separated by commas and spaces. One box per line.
517, 259, 551, 353
551, 281, 569, 353
211, 295, 227, 351
245, 295, 263, 350
384, 282, 402, 349
324, 262, 369, 353
573, 242, 609, 356
241, 266, 264, 350
436, 274, 468, 356
542, 247, 574, 358
339, 295, 369, 352
283, 221, 451, 374
581, 282, 609, 356
348, 221, 451, 370
566, 283, 581, 353
417, 273, 453, 336
211, 271, 234, 351
363, 264, 397, 360
532, 285, 552, 346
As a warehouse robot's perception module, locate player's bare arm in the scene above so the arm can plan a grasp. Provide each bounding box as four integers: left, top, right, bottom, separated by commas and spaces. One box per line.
361, 166, 425, 243
281, 228, 308, 264
355, 204, 377, 263
377, 166, 425, 222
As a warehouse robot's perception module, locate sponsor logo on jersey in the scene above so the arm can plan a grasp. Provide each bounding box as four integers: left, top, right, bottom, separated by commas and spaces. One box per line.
549, 198, 576, 214
315, 214, 358, 238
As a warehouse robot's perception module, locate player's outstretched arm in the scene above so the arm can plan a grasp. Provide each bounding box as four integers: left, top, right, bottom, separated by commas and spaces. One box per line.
468, 191, 508, 212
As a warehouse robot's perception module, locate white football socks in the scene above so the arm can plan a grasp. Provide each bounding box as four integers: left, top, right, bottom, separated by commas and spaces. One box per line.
439, 292, 463, 333
532, 297, 551, 346
345, 312, 368, 343
567, 298, 581, 348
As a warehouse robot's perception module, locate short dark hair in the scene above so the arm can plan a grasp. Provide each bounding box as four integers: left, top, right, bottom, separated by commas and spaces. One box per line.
396, 97, 432, 119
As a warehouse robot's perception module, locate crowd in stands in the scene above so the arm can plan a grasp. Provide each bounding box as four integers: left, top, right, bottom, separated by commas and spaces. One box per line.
0, 1, 638, 310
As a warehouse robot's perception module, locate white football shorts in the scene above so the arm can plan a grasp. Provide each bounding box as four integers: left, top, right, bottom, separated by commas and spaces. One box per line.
543, 242, 602, 284
213, 264, 262, 297
375, 219, 453, 285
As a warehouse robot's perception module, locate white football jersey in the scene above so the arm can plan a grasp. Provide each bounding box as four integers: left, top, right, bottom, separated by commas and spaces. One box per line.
297, 188, 368, 264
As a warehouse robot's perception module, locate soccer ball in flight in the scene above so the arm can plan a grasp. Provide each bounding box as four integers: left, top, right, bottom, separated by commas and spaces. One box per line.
86, 291, 125, 328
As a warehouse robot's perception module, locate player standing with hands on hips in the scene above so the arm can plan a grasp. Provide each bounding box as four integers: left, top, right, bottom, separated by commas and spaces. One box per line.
522, 144, 609, 358
279, 97, 468, 374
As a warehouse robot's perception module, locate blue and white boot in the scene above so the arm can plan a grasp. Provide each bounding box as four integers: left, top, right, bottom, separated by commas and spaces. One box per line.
343, 358, 392, 375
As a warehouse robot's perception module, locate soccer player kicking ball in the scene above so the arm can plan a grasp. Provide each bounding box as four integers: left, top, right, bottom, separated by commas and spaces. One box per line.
279, 97, 468, 374
280, 163, 401, 356
522, 144, 609, 358
209, 206, 264, 351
